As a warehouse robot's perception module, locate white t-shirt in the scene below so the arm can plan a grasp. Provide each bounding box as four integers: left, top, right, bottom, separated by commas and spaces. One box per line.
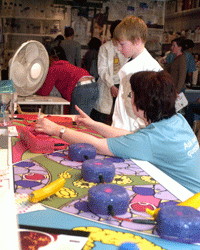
112, 48, 163, 131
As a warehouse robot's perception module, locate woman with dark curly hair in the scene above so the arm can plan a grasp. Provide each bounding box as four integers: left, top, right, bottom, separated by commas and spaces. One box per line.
35, 70, 200, 193
130, 70, 177, 123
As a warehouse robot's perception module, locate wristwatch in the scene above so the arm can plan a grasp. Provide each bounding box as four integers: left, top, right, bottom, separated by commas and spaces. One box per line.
59, 128, 65, 138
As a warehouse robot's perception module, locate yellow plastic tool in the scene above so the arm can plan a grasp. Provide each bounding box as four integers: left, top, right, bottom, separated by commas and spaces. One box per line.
29, 177, 66, 203
146, 192, 200, 219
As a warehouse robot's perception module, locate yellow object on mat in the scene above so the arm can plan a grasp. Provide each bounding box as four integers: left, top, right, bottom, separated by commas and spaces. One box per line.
146, 192, 200, 219
29, 177, 66, 203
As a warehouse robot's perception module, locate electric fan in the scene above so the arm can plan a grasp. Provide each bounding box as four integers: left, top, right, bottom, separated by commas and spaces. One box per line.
9, 40, 49, 97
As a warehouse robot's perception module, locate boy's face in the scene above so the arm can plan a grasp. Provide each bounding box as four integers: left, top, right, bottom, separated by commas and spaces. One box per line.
115, 39, 137, 58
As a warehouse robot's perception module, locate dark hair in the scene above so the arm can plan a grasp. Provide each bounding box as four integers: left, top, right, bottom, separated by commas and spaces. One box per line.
110, 20, 121, 38
55, 35, 64, 41
183, 39, 194, 50
171, 37, 185, 51
130, 70, 177, 123
88, 37, 101, 50
64, 27, 74, 38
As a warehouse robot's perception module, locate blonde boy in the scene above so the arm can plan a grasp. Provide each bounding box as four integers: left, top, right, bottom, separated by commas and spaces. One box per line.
112, 16, 163, 131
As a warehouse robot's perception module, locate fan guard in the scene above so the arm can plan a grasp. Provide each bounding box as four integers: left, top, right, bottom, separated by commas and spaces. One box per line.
9, 40, 49, 96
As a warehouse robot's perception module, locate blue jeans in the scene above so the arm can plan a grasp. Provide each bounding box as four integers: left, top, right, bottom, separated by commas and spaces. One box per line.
70, 82, 99, 116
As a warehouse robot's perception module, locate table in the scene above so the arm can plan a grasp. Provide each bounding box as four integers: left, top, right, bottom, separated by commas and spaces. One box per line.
18, 95, 70, 115
0, 127, 20, 250
5, 115, 200, 249
17, 157, 198, 250
185, 89, 200, 103
185, 89, 200, 121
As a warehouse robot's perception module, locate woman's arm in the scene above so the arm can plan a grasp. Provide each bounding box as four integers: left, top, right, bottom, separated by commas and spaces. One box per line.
75, 106, 130, 138
35, 117, 114, 156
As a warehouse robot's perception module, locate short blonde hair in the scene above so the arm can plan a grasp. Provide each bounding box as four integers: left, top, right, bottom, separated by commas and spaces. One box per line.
113, 16, 148, 44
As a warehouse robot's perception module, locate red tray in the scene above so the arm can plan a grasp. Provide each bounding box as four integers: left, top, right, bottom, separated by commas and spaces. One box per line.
20, 126, 68, 154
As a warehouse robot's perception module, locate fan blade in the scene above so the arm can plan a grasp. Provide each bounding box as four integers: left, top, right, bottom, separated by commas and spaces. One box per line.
25, 43, 39, 64
10, 61, 27, 87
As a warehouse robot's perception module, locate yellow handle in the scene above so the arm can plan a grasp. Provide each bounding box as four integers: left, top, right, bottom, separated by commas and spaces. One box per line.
29, 177, 66, 203
146, 192, 200, 219
178, 192, 200, 208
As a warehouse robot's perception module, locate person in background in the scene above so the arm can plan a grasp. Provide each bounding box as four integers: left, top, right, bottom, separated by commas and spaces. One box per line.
49, 34, 66, 61
60, 26, 82, 67
164, 50, 175, 65
35, 70, 200, 194
194, 53, 200, 69
161, 38, 195, 87
164, 37, 187, 93
183, 39, 197, 85
111, 16, 162, 131
82, 37, 102, 81
90, 20, 127, 124
36, 59, 98, 116
92, 13, 107, 41
194, 53, 200, 85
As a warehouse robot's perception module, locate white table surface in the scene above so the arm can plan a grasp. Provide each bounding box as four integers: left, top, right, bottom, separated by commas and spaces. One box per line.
18, 95, 70, 114
133, 159, 194, 203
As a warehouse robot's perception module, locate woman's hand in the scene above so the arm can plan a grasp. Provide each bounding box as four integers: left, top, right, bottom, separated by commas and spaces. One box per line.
110, 85, 119, 98
75, 105, 95, 128
35, 117, 61, 137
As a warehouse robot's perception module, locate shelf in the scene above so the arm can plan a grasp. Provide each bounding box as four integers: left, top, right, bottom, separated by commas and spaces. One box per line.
163, 42, 200, 45
1, 16, 63, 21
165, 7, 200, 19
53, 0, 104, 8
147, 24, 164, 29
3, 33, 56, 37
3, 49, 15, 52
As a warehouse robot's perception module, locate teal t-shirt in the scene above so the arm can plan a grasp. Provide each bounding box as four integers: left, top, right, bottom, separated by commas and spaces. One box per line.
107, 114, 200, 193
